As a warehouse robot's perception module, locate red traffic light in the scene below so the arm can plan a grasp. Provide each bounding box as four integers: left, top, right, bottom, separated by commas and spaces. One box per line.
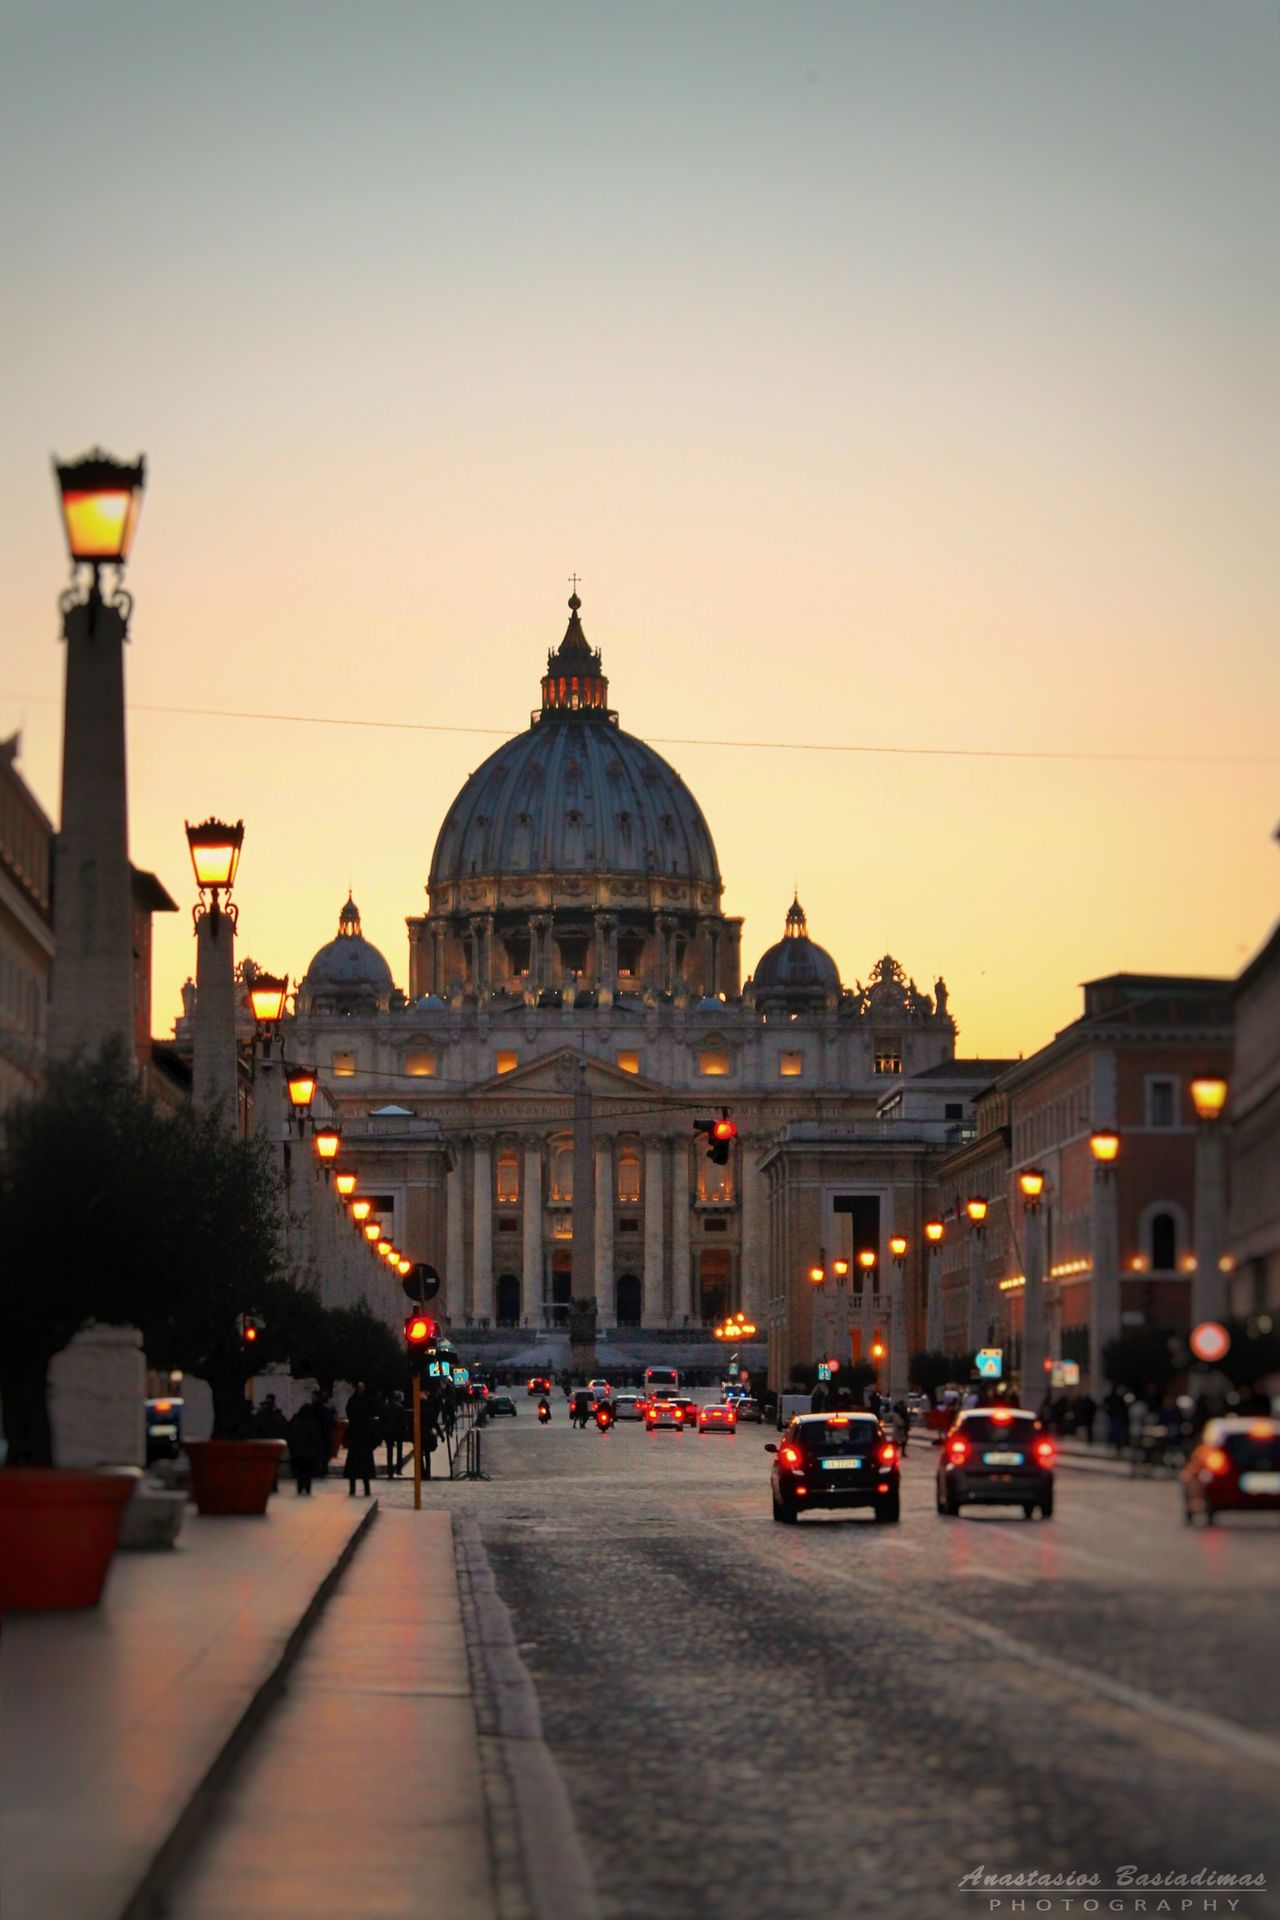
404, 1314, 438, 1346
244, 1324, 258, 1344
712, 1116, 737, 1143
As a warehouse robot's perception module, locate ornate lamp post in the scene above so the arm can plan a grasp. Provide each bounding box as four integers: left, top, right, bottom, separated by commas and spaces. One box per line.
186, 818, 244, 1124
1089, 1131, 1120, 1393
1189, 1077, 1229, 1326
313, 1124, 342, 1178
888, 1236, 908, 1398
335, 1171, 357, 1201
284, 1065, 317, 1135
924, 1220, 945, 1351
1018, 1171, 1047, 1407
48, 451, 147, 1067
857, 1248, 878, 1368
965, 1198, 989, 1354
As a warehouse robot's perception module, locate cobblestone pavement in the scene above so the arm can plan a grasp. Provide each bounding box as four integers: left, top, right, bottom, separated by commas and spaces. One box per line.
386, 1410, 1280, 1920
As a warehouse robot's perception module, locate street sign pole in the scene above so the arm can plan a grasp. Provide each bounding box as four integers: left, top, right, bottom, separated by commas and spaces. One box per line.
412, 1373, 422, 1512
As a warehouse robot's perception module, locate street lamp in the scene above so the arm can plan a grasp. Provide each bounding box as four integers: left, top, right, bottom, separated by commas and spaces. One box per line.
185, 816, 245, 1124
857, 1249, 877, 1272
285, 1065, 317, 1132
889, 1236, 907, 1260
313, 1124, 342, 1169
1018, 1170, 1047, 1408
351, 1198, 373, 1225
335, 1171, 357, 1200
185, 818, 244, 921
887, 1238, 908, 1397
364, 1221, 382, 1243
397, 1258, 412, 1277
832, 1258, 849, 1278
1089, 1131, 1120, 1394
924, 1220, 945, 1351
55, 450, 146, 569
1190, 1075, 1229, 1323
965, 1199, 988, 1353
808, 1263, 825, 1285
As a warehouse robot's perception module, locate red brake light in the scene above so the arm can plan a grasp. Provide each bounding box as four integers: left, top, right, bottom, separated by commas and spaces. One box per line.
827, 1415, 849, 1426
154, 1400, 172, 1412
878, 1441, 897, 1466
947, 1437, 968, 1464
780, 1444, 802, 1467
1034, 1438, 1055, 1464
1204, 1447, 1230, 1475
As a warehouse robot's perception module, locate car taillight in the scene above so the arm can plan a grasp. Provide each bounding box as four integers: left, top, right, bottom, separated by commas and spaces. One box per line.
878, 1442, 897, 1466
1204, 1447, 1231, 1475
947, 1438, 968, 1464
1034, 1438, 1055, 1464
780, 1445, 802, 1467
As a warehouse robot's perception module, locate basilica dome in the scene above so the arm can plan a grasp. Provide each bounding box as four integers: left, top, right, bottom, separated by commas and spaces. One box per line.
749, 897, 841, 1012
299, 894, 395, 1013
429, 596, 720, 895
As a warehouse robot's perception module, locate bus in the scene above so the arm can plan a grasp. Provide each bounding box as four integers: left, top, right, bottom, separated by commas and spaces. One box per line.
643, 1365, 680, 1401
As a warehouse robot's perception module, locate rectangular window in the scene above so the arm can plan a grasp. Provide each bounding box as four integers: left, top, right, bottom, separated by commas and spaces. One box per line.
496, 1051, 519, 1075
497, 1217, 519, 1233
874, 1049, 902, 1075
699, 1048, 731, 1077
617, 1217, 640, 1233
496, 1151, 520, 1204
944, 1102, 963, 1121
332, 1050, 356, 1077
779, 1050, 804, 1078
405, 1048, 436, 1077
703, 1216, 728, 1232
616, 1148, 641, 1205
698, 1159, 733, 1205
1146, 1078, 1177, 1128
617, 1051, 640, 1075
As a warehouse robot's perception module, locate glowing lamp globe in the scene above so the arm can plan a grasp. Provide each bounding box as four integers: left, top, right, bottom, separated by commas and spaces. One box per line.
351, 1198, 372, 1224
1190, 1077, 1228, 1122
808, 1265, 825, 1285
185, 818, 244, 893
285, 1069, 317, 1113
313, 1126, 341, 1163
965, 1198, 988, 1225
364, 1222, 381, 1243
1019, 1169, 1046, 1201
858, 1250, 877, 1271
924, 1221, 944, 1245
832, 1258, 850, 1277
889, 1235, 907, 1259
335, 1172, 357, 1199
248, 972, 289, 1026
1090, 1131, 1120, 1165
397, 1259, 412, 1277
54, 450, 146, 562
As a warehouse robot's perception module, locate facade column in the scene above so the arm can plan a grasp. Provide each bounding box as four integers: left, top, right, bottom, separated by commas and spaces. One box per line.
522, 1140, 543, 1326
738, 1141, 765, 1321
481, 914, 495, 996
670, 1139, 692, 1327
472, 1137, 493, 1326
192, 910, 238, 1125
445, 1152, 464, 1328
643, 1140, 665, 1326
594, 1140, 614, 1326
966, 1222, 988, 1353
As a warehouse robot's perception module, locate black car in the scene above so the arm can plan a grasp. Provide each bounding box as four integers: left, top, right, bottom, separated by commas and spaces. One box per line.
487, 1393, 518, 1417
937, 1409, 1055, 1518
767, 1413, 900, 1524
144, 1396, 183, 1464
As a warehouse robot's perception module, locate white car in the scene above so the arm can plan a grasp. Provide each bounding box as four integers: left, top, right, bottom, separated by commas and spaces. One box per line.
614, 1394, 645, 1422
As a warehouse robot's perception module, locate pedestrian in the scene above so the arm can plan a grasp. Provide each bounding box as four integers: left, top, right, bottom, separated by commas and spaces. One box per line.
891, 1398, 909, 1455
251, 1393, 288, 1441
344, 1381, 379, 1497
384, 1391, 406, 1477
1077, 1392, 1098, 1445
287, 1393, 326, 1495
314, 1388, 337, 1477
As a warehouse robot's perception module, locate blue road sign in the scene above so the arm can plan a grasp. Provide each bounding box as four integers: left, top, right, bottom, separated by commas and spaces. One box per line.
976, 1348, 1004, 1379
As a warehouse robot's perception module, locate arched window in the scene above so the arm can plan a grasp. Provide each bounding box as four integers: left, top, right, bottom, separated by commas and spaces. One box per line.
1150, 1212, 1177, 1271
616, 1144, 641, 1205
550, 1139, 574, 1203
496, 1148, 520, 1205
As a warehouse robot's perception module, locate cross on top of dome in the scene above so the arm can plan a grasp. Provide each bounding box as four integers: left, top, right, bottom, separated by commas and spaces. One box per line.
541, 588, 610, 717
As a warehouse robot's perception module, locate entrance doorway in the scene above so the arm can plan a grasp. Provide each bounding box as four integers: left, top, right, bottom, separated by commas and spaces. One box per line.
616, 1273, 642, 1327
496, 1273, 521, 1327
698, 1250, 732, 1326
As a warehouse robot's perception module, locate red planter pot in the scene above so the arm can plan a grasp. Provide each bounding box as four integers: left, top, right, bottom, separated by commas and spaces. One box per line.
185, 1439, 287, 1516
0, 1469, 137, 1612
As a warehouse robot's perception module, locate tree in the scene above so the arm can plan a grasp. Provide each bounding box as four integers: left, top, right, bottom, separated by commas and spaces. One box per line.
291, 1303, 407, 1397
909, 1349, 975, 1397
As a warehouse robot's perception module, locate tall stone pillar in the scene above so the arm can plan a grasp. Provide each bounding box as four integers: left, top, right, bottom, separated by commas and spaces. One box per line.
643, 1140, 665, 1326
925, 1244, 945, 1352
594, 1140, 614, 1326
738, 1141, 765, 1321
966, 1225, 988, 1353
522, 1140, 543, 1323
530, 915, 551, 994
48, 588, 135, 1067
1021, 1204, 1046, 1409
889, 1258, 908, 1399
670, 1140, 692, 1326
471, 1138, 493, 1325
1089, 1165, 1120, 1394
446, 1154, 464, 1327
192, 911, 239, 1124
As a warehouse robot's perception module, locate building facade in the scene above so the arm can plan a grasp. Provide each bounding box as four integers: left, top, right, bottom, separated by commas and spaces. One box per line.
0, 735, 55, 1113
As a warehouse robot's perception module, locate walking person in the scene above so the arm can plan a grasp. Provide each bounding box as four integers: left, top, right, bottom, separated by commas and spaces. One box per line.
344, 1381, 379, 1498
314, 1389, 337, 1477
287, 1392, 326, 1496
891, 1398, 909, 1456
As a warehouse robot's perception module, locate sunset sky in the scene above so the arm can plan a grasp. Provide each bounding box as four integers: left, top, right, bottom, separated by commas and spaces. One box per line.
2, 2, 1276, 1059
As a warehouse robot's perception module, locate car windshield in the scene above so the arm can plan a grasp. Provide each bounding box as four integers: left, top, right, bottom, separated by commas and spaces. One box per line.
796, 1420, 879, 1455
958, 1415, 1038, 1444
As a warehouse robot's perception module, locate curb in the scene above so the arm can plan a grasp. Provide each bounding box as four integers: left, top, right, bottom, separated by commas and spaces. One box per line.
115, 1498, 381, 1920
455, 1513, 601, 1920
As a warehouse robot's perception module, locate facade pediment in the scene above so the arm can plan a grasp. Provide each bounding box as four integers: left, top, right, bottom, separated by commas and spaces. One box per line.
465, 1045, 667, 1100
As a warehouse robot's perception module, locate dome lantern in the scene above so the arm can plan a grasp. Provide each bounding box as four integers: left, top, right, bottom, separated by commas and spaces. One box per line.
540, 592, 610, 716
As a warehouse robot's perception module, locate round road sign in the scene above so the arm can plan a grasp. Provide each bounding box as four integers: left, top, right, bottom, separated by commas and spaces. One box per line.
1190, 1321, 1230, 1364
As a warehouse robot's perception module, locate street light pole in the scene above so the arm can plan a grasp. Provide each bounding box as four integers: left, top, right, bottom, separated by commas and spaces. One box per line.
888, 1237, 908, 1400
965, 1199, 989, 1354
1190, 1077, 1229, 1327
1089, 1131, 1121, 1393
1018, 1171, 1047, 1410
924, 1221, 945, 1351
186, 818, 244, 1127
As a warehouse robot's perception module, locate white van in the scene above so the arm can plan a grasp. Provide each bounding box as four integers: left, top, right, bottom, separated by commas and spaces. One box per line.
777, 1392, 813, 1429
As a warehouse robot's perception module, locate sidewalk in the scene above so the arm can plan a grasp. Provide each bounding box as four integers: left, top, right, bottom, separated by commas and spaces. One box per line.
162, 1507, 498, 1920
0, 1482, 375, 1920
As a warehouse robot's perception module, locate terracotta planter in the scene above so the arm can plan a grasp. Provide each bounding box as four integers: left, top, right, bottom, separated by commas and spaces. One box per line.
185, 1439, 287, 1516
0, 1468, 137, 1612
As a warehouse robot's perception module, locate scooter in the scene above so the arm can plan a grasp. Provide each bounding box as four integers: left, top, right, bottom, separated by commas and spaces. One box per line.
537, 1399, 552, 1425
595, 1403, 615, 1433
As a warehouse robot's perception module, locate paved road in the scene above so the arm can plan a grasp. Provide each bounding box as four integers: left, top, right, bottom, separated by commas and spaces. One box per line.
442, 1407, 1280, 1920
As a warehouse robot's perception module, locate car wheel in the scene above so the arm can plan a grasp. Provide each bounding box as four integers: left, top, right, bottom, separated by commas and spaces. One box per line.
1039, 1492, 1054, 1520
1203, 1505, 1215, 1526
1183, 1500, 1195, 1525
945, 1487, 961, 1517
772, 1494, 797, 1525
874, 1496, 900, 1524
1022, 1502, 1036, 1520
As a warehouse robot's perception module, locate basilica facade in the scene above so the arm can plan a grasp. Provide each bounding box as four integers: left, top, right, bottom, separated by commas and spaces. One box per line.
285, 597, 980, 1380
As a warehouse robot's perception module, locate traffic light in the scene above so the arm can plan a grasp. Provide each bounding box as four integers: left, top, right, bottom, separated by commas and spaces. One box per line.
694, 1108, 737, 1165
404, 1312, 438, 1372
238, 1312, 265, 1348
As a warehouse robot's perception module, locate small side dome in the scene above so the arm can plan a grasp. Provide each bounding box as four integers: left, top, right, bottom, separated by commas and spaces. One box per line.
299, 893, 396, 1014
751, 896, 840, 1011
